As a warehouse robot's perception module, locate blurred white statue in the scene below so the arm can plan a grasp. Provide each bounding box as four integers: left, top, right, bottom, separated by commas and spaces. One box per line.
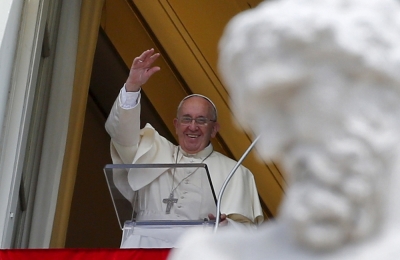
168, 0, 400, 259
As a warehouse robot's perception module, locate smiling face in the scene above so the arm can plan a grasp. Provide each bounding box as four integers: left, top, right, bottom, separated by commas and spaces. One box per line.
173, 96, 220, 154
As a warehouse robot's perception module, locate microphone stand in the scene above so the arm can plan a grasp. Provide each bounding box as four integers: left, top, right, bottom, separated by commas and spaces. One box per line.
213, 135, 261, 233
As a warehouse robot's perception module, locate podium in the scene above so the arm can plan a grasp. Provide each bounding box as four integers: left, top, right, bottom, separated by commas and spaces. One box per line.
103, 163, 218, 248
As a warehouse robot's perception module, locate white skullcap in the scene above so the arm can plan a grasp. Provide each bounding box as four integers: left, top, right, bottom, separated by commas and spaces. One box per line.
179, 94, 218, 120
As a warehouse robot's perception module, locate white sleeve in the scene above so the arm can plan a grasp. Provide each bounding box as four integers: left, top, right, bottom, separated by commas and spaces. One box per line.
225, 218, 257, 231
119, 84, 141, 109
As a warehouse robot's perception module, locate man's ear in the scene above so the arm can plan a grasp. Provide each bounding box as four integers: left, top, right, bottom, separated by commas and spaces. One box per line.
173, 118, 179, 133
211, 122, 220, 138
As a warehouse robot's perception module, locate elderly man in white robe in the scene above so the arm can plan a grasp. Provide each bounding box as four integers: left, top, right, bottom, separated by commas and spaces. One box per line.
105, 49, 264, 248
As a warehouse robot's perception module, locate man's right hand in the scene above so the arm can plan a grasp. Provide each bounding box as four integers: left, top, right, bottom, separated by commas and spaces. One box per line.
125, 48, 161, 92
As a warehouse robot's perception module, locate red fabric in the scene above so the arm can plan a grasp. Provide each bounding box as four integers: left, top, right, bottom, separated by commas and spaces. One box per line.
0, 248, 171, 260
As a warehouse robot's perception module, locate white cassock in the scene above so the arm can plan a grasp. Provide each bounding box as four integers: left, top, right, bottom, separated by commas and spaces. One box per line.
105, 92, 264, 248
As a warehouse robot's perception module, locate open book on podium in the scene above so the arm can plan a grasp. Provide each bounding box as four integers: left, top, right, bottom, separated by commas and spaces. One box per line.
103, 163, 218, 248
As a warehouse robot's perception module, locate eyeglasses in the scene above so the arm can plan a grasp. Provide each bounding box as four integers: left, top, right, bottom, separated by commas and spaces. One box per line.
178, 116, 216, 126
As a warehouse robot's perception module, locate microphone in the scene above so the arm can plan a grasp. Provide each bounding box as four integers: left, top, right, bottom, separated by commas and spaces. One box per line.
213, 135, 261, 233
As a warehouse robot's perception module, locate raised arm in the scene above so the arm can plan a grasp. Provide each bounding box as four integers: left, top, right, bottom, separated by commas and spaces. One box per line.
105, 49, 161, 162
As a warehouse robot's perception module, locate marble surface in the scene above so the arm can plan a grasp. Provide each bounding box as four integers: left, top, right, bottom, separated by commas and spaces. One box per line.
169, 0, 400, 259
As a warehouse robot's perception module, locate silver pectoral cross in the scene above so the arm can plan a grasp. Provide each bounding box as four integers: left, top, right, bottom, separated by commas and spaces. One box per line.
163, 193, 178, 214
